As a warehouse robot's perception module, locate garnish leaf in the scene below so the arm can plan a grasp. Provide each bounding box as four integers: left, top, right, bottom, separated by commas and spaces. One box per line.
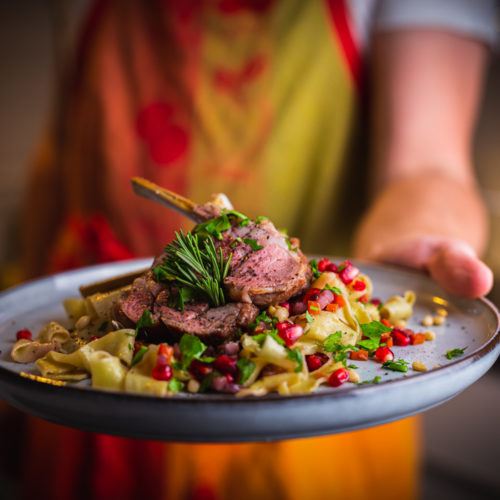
357, 321, 391, 351
130, 345, 148, 367
287, 348, 303, 372
318, 331, 343, 352
244, 238, 263, 251
382, 358, 409, 372
168, 377, 183, 393
305, 311, 314, 324
179, 334, 208, 370
446, 347, 468, 360
255, 215, 268, 224
357, 376, 381, 386
135, 310, 154, 336
324, 284, 342, 295
309, 259, 320, 279
237, 358, 256, 383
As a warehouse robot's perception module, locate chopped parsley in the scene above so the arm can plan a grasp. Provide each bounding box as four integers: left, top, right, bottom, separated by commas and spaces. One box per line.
324, 284, 342, 295
287, 348, 303, 372
168, 377, 183, 393
249, 311, 274, 331
382, 358, 409, 372
309, 259, 321, 279
237, 357, 256, 383
357, 376, 382, 386
286, 238, 298, 252
253, 329, 285, 347
318, 331, 343, 351
130, 345, 148, 367
356, 321, 391, 351
305, 310, 314, 323
255, 215, 268, 224
446, 347, 468, 360
179, 334, 208, 370
244, 238, 264, 251
135, 310, 154, 337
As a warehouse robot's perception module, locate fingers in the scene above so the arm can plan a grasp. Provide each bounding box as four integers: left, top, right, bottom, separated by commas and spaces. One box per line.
369, 236, 493, 298
426, 244, 493, 298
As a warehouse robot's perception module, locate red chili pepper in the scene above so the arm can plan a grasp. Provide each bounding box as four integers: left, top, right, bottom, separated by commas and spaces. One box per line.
325, 303, 338, 313
350, 350, 369, 361
334, 294, 346, 307
410, 333, 425, 345
375, 346, 394, 363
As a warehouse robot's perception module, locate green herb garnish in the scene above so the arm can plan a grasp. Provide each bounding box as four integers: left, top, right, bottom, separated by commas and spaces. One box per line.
179, 333, 208, 370
305, 310, 314, 323
287, 348, 303, 372
244, 238, 263, 251
382, 358, 409, 372
286, 238, 298, 252
153, 230, 231, 307
357, 376, 382, 386
168, 377, 183, 393
309, 259, 320, 279
135, 310, 154, 336
356, 321, 391, 351
237, 358, 256, 383
446, 347, 468, 360
255, 215, 268, 224
130, 345, 148, 367
249, 311, 273, 331
324, 284, 342, 295
319, 331, 343, 351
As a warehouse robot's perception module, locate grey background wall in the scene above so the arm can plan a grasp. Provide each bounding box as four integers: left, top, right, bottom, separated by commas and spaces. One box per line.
0, 2, 499, 499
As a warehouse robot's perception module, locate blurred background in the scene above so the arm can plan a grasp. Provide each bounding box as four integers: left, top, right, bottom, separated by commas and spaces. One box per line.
0, 2, 499, 499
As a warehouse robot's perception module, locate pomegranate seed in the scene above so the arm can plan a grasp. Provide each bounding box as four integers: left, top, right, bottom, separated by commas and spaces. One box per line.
338, 261, 360, 285
189, 359, 213, 380
152, 363, 172, 381
225, 373, 234, 383
371, 298, 381, 307
276, 321, 292, 332
279, 302, 290, 311
302, 288, 321, 304
306, 353, 329, 371
278, 325, 304, 347
352, 280, 366, 291
89, 335, 100, 342
16, 329, 32, 341
214, 355, 238, 375
318, 258, 332, 272
358, 295, 369, 303
391, 328, 410, 347
326, 263, 338, 272
328, 367, 349, 387
375, 346, 394, 363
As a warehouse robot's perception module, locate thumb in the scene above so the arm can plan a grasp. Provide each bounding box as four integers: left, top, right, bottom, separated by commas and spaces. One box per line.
426, 242, 493, 298
368, 236, 493, 299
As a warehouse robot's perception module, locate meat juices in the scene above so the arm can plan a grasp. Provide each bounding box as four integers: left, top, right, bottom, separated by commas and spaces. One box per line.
113, 203, 312, 345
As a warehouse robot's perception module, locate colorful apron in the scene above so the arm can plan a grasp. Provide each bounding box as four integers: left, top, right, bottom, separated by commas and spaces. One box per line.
20, 1, 420, 499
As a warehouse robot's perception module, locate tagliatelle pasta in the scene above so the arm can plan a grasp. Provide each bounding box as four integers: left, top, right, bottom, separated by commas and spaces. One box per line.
10, 255, 428, 397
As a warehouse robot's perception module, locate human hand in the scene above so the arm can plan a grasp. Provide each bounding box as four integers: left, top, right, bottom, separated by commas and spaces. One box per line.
359, 235, 493, 299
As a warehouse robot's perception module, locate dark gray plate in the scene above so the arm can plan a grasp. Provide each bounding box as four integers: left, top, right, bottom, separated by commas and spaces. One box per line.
0, 258, 498, 442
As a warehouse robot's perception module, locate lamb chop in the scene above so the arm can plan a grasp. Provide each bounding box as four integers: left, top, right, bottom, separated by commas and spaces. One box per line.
108, 178, 312, 345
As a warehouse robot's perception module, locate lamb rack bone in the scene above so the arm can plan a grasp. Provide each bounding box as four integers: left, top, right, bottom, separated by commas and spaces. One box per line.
131, 177, 232, 223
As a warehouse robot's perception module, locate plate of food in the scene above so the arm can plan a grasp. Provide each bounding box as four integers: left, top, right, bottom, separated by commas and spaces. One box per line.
0, 179, 498, 443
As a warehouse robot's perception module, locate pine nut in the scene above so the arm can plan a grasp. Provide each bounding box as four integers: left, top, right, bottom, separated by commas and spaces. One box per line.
187, 379, 200, 393
412, 361, 427, 372
422, 315, 433, 327
348, 369, 360, 383
393, 319, 407, 328
424, 331, 436, 341
433, 315, 445, 326
436, 308, 448, 317
75, 315, 91, 330
274, 306, 290, 322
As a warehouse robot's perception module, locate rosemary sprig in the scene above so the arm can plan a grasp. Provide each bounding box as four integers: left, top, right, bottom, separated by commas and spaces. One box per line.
154, 230, 231, 307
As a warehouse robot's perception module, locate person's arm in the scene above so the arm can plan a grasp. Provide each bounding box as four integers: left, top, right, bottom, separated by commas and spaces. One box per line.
353, 30, 493, 298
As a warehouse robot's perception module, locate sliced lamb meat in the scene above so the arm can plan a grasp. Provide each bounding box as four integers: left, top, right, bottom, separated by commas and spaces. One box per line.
224, 243, 311, 306
156, 292, 259, 345
111, 271, 165, 328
